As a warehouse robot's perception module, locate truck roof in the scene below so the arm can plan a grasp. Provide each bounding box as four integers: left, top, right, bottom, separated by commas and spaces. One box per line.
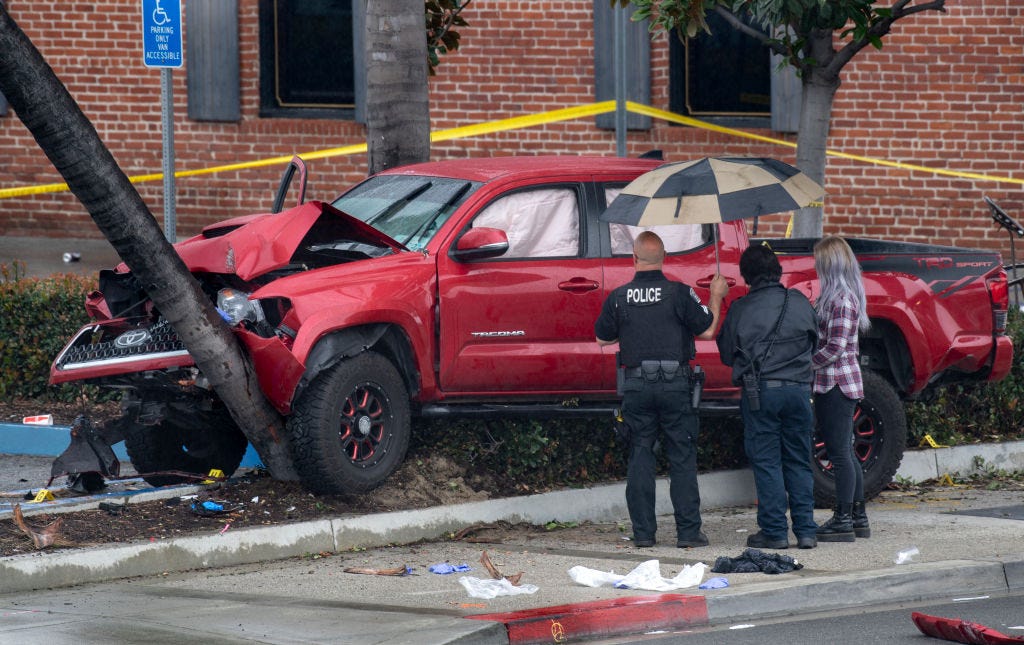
376, 155, 664, 183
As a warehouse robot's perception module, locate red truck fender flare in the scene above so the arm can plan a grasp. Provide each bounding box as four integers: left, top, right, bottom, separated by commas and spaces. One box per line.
294, 324, 422, 407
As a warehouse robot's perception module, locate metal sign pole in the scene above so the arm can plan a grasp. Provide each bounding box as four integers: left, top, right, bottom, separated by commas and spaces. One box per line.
160, 68, 176, 243
142, 0, 182, 243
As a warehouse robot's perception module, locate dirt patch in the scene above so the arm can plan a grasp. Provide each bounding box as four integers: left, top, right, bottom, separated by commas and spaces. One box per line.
0, 454, 509, 558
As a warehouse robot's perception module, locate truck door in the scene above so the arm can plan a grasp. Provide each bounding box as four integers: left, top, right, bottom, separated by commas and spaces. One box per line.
436, 184, 607, 393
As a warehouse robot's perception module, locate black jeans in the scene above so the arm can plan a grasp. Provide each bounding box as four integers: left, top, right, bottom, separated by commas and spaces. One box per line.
814, 386, 863, 505
622, 378, 701, 542
741, 380, 816, 541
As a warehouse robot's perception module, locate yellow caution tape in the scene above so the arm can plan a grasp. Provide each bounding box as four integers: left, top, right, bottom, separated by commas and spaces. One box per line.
2, 100, 1020, 201
919, 434, 950, 449
202, 469, 225, 484
29, 489, 55, 503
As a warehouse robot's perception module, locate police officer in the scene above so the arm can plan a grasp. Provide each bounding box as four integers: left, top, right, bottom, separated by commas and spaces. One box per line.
595, 231, 728, 548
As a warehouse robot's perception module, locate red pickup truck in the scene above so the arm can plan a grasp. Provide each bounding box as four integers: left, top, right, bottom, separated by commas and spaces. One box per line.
50, 156, 1014, 504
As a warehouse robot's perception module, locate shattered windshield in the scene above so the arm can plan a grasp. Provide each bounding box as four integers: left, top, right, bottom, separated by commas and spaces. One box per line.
331, 175, 481, 251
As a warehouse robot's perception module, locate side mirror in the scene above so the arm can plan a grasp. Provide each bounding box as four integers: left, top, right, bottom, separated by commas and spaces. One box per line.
450, 227, 509, 261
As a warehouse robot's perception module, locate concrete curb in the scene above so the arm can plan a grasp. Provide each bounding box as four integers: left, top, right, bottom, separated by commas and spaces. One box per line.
0, 470, 757, 594
703, 559, 1015, 622
895, 438, 1024, 483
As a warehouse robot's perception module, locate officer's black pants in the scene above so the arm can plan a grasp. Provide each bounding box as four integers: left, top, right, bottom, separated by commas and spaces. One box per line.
622, 378, 701, 542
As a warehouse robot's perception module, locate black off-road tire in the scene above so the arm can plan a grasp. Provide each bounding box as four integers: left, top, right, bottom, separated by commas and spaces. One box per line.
122, 407, 249, 487
287, 351, 411, 495
812, 370, 907, 507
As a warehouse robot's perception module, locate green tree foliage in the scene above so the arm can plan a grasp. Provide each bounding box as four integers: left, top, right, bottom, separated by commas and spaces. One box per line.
611, 0, 946, 237
426, 0, 471, 74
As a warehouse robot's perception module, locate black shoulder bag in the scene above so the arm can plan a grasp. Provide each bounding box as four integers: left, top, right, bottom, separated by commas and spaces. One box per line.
741, 289, 790, 411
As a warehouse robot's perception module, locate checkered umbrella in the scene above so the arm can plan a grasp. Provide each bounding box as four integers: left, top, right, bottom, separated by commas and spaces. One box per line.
600, 157, 824, 227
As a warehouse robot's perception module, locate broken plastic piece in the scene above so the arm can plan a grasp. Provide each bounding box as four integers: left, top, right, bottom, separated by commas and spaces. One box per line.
895, 546, 920, 564
912, 611, 1024, 644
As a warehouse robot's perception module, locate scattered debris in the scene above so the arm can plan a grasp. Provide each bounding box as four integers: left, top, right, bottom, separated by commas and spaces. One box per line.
22, 414, 53, 425
189, 500, 243, 517
480, 550, 524, 585
429, 562, 471, 574
569, 559, 705, 591
98, 502, 125, 515
895, 546, 920, 564
912, 611, 1024, 644
342, 565, 412, 576
711, 548, 803, 575
12, 504, 64, 549
458, 575, 539, 599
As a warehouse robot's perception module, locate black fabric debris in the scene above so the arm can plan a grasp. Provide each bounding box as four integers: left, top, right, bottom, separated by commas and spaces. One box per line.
710, 548, 804, 575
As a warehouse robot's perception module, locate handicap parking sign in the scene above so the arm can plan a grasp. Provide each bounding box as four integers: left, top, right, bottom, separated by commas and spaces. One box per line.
142, 0, 183, 68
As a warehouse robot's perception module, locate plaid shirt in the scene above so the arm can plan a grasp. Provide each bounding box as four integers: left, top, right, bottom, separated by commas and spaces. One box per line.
812, 294, 864, 399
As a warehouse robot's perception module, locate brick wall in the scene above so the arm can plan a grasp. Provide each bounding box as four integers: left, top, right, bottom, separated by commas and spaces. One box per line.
0, 0, 1021, 261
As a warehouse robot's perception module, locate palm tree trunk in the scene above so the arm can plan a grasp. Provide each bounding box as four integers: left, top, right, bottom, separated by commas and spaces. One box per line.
0, 7, 298, 481
365, 0, 431, 174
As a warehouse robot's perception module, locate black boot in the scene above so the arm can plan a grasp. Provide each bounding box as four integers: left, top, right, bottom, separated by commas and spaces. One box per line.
816, 503, 856, 542
852, 500, 871, 538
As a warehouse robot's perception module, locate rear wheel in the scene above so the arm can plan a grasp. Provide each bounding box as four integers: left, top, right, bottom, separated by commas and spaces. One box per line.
123, 406, 249, 487
288, 351, 411, 495
812, 370, 907, 507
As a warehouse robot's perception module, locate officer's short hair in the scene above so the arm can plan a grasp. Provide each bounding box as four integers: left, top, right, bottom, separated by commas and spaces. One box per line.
739, 244, 782, 284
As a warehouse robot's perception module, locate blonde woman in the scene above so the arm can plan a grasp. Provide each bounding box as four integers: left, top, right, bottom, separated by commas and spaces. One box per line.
812, 236, 871, 542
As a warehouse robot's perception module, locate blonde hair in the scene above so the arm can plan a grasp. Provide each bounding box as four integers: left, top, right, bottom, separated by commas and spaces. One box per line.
814, 235, 870, 332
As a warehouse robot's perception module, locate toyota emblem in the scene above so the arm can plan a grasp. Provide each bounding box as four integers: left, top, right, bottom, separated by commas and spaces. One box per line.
114, 329, 153, 349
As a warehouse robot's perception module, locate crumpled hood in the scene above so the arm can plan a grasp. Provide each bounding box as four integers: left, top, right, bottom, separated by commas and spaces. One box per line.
173, 200, 403, 281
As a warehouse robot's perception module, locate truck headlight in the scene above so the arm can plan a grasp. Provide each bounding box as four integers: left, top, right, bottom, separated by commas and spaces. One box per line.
217, 288, 264, 327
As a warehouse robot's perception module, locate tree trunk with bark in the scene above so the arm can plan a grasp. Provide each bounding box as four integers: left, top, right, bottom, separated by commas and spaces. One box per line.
0, 7, 299, 481
365, 0, 431, 174
791, 30, 841, 239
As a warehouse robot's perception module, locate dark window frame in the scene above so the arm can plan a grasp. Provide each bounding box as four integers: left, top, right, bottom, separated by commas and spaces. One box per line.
257, 0, 361, 120
669, 11, 773, 129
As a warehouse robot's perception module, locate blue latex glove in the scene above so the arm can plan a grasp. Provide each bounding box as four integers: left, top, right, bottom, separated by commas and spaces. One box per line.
699, 576, 729, 589
429, 562, 471, 574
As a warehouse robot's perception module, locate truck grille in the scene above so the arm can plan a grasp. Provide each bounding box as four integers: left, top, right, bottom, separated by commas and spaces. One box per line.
55, 320, 190, 371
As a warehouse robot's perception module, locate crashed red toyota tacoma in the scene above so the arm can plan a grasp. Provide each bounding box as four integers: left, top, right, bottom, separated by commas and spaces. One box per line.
50, 156, 1014, 503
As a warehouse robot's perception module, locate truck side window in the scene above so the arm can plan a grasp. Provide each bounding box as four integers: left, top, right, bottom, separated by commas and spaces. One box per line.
471, 188, 580, 258
605, 186, 707, 255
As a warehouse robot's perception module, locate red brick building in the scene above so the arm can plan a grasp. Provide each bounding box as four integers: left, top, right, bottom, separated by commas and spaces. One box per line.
0, 1, 1021, 259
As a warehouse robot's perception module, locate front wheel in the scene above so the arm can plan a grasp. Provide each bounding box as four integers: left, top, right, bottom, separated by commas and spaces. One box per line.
812, 370, 907, 507
287, 351, 411, 495
122, 406, 249, 487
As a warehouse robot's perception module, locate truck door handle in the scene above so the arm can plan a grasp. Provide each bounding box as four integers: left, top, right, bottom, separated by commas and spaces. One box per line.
558, 278, 600, 293
696, 275, 736, 287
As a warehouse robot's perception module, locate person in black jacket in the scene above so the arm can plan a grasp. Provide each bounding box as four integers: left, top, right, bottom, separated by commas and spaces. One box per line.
595, 231, 728, 549
716, 244, 819, 550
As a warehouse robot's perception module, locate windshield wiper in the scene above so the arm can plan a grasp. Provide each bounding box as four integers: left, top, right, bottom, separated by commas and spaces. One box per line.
399, 182, 472, 247
364, 182, 433, 228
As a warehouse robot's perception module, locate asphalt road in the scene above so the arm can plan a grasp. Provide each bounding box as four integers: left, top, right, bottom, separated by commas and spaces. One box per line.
627, 590, 1024, 644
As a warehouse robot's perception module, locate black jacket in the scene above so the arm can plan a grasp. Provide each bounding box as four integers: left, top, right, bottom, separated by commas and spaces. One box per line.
716, 280, 817, 386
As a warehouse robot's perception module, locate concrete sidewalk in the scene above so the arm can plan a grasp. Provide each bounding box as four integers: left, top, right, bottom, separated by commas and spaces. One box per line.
1, 444, 1023, 644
